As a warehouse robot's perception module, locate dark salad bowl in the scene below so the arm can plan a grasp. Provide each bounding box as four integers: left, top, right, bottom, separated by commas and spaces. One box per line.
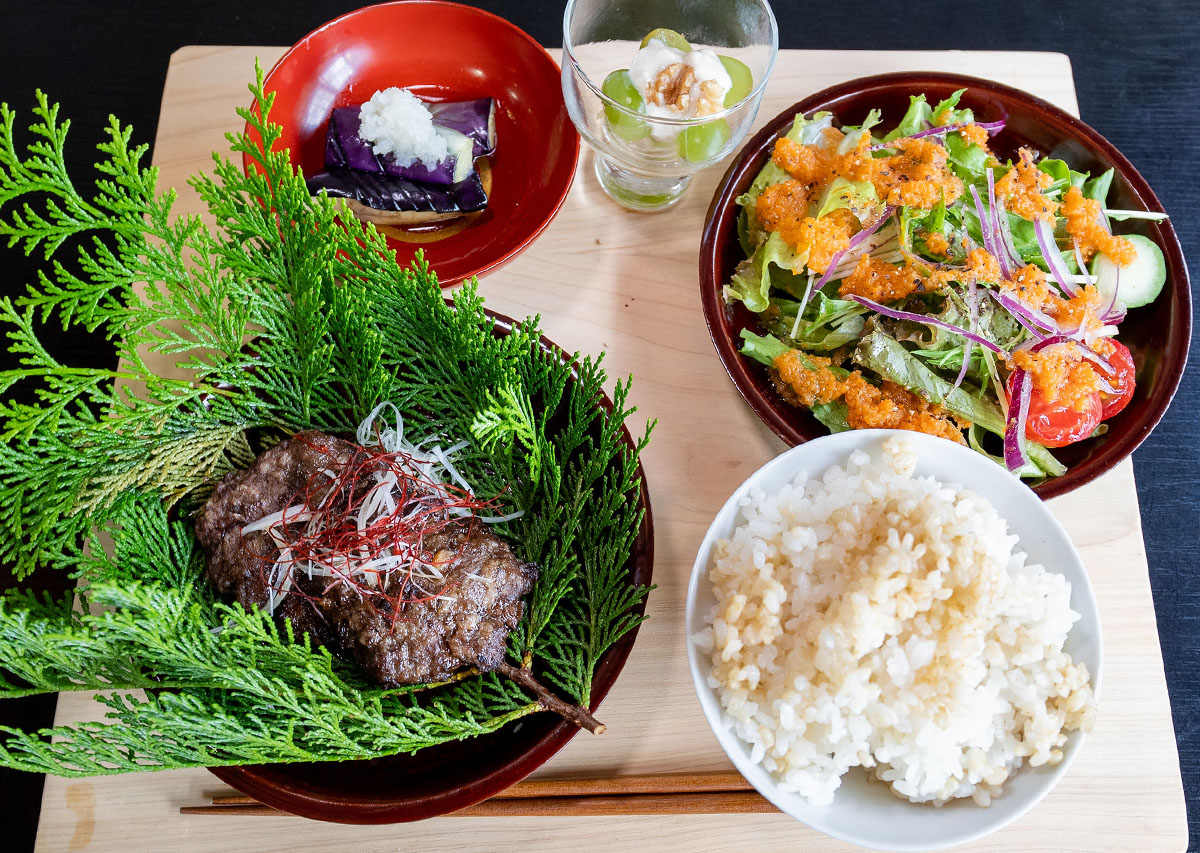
699, 72, 1190, 499
210, 311, 654, 823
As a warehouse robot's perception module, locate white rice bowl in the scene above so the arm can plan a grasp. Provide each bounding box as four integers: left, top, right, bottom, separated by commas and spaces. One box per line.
685, 430, 1102, 850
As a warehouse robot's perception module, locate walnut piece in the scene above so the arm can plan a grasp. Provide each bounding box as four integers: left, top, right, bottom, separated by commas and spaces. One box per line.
648, 63, 695, 110
696, 80, 724, 117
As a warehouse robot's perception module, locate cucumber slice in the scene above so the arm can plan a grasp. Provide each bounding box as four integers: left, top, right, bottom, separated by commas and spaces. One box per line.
1090, 234, 1166, 309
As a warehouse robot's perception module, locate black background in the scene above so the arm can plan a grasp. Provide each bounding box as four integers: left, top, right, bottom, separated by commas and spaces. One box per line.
1, 1, 1197, 850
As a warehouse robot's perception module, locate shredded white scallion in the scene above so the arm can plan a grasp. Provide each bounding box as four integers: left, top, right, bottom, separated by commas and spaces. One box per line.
241, 403, 522, 614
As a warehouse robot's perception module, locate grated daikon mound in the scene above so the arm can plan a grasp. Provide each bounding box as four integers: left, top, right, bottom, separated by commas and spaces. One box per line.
358, 87, 448, 168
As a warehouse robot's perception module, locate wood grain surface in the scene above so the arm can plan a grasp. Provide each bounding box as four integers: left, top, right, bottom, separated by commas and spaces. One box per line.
30, 46, 1187, 852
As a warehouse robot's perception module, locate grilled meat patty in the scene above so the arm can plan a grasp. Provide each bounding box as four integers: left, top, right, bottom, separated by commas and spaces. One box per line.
194, 431, 537, 685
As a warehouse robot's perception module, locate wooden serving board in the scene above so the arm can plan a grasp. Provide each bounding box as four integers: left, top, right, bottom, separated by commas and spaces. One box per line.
33, 47, 1186, 852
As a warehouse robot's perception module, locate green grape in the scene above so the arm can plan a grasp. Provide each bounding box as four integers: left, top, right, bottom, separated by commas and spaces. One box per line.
602, 69, 651, 141
678, 119, 731, 163
719, 55, 754, 107
640, 27, 692, 51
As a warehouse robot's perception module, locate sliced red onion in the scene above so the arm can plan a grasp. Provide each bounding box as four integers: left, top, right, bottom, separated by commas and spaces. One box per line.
1099, 263, 1122, 323
954, 339, 975, 389
1023, 334, 1074, 353
990, 290, 1057, 340
991, 178, 1024, 276
805, 207, 897, 310
1004, 335, 1107, 471
1022, 334, 1114, 374
1072, 244, 1095, 288
869, 117, 1006, 151
1033, 218, 1080, 298
1102, 305, 1126, 324
1004, 368, 1034, 471
848, 294, 1006, 354
1066, 242, 1127, 334
953, 280, 981, 389
969, 185, 1005, 277
987, 171, 1016, 279
1076, 343, 1115, 375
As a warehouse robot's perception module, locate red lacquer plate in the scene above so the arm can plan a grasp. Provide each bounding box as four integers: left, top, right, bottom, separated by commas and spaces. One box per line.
699, 72, 1191, 499
253, 1, 579, 286
210, 310, 654, 822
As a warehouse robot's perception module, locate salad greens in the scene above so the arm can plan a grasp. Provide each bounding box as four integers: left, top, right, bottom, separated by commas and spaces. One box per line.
728, 89, 1167, 478
0, 65, 651, 775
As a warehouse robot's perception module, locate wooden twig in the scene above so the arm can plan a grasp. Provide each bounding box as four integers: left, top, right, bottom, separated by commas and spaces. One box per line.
492, 661, 606, 734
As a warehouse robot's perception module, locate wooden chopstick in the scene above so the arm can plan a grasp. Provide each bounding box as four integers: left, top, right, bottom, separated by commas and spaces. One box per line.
181, 770, 773, 817
207, 770, 755, 802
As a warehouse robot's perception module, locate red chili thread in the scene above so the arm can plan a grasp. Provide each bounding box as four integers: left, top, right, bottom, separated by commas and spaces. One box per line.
243, 441, 505, 624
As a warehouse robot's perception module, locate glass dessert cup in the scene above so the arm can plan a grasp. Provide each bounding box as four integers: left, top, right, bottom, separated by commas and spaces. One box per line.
562, 0, 778, 211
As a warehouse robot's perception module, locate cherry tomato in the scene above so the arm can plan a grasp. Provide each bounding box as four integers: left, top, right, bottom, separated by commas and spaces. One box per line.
1007, 372, 1103, 448
1097, 340, 1136, 419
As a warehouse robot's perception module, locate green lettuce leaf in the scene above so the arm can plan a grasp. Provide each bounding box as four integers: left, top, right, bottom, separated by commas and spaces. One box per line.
1035, 157, 1087, 195
738, 331, 850, 432
1083, 168, 1115, 231
734, 112, 838, 250
930, 89, 969, 123
853, 330, 1064, 476
884, 95, 931, 142
766, 293, 867, 352
1083, 168, 1114, 204
814, 177, 878, 220
739, 329, 791, 366
902, 196, 954, 256
736, 112, 835, 208
945, 131, 989, 182
724, 231, 806, 313
841, 108, 883, 135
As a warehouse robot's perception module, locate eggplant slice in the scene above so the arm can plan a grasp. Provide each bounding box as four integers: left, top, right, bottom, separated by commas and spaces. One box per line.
324, 99, 497, 186
307, 164, 490, 226
429, 98, 497, 158
312, 95, 497, 226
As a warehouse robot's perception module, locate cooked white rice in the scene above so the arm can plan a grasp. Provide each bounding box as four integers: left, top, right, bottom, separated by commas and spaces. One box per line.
357, 87, 448, 167
696, 436, 1096, 807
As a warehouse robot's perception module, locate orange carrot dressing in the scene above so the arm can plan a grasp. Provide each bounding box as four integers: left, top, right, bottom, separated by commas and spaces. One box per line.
1011, 344, 1101, 412
869, 137, 963, 209
994, 148, 1058, 222
844, 376, 967, 443
771, 351, 967, 443
1062, 185, 1136, 265
772, 350, 844, 406
925, 247, 1005, 290
958, 124, 990, 148
839, 256, 930, 302
924, 231, 950, 257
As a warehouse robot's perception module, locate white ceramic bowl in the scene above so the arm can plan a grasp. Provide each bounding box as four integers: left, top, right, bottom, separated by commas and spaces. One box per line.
685, 429, 1103, 850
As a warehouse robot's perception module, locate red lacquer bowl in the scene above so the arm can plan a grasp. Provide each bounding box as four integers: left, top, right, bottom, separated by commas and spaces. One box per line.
211, 311, 654, 822
253, 1, 579, 286
700, 72, 1191, 499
